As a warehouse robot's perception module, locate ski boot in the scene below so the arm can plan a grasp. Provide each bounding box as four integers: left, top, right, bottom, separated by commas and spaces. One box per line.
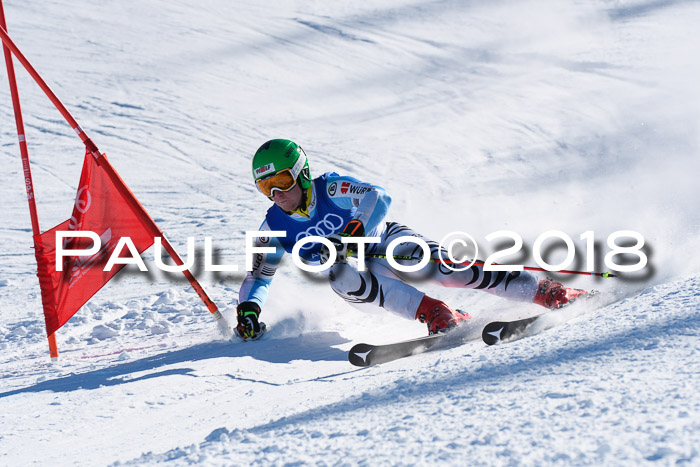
415, 295, 471, 335
533, 278, 589, 309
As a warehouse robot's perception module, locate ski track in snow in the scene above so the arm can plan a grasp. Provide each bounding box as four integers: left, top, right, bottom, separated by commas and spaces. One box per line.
1, 0, 699, 465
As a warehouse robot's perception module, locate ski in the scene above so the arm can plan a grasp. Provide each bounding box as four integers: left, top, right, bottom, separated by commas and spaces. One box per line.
482, 290, 601, 345
348, 333, 445, 367
481, 316, 542, 345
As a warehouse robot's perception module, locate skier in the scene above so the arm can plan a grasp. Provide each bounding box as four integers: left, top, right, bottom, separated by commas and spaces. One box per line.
235, 139, 588, 340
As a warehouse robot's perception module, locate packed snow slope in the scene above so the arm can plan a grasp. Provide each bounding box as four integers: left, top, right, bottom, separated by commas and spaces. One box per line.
1, 0, 699, 465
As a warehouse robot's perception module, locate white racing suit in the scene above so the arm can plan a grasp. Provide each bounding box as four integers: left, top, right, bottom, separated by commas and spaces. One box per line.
239, 172, 539, 320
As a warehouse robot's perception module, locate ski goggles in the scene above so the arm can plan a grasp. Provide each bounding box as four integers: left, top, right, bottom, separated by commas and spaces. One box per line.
255, 169, 298, 198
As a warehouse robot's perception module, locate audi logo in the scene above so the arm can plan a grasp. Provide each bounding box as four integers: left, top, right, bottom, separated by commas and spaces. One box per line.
295, 213, 345, 249
74, 185, 92, 213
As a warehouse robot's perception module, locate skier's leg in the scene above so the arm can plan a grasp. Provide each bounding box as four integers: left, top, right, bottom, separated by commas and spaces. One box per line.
329, 260, 471, 334
372, 222, 589, 308
327, 261, 423, 320
370, 222, 539, 303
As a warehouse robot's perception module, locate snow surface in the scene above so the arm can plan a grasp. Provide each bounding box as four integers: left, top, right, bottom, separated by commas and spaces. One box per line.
1, 0, 699, 465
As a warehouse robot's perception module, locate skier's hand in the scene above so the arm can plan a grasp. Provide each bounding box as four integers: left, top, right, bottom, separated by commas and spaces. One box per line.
236, 301, 263, 340
320, 233, 348, 264
341, 219, 365, 237
319, 220, 366, 265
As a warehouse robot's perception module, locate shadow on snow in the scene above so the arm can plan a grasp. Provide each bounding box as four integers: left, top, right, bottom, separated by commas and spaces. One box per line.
202, 300, 700, 443
0, 331, 350, 398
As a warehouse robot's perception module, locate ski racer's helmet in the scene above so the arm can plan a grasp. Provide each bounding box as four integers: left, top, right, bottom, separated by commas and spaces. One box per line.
252, 139, 311, 197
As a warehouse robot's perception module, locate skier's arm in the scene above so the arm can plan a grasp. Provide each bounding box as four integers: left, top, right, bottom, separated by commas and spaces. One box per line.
238, 221, 285, 309
326, 175, 392, 235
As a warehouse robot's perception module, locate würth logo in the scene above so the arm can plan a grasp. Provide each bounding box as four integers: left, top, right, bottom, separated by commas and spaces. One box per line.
348, 184, 370, 195
339, 181, 371, 196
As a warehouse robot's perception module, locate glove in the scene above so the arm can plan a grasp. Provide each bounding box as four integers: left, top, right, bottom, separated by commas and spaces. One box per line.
319, 220, 365, 264
342, 219, 365, 237
320, 233, 349, 264
235, 301, 264, 341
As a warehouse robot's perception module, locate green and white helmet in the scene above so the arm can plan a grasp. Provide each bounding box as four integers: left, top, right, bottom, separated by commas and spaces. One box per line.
252, 139, 312, 194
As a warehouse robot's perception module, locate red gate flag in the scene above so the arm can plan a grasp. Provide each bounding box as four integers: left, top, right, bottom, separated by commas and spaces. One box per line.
1, 5, 221, 358
33, 149, 156, 336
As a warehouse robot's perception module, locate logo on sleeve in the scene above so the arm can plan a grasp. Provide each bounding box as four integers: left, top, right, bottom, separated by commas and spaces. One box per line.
331, 180, 373, 197
343, 182, 371, 196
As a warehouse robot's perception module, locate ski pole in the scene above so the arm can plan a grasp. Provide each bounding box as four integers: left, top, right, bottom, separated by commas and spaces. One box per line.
347, 251, 617, 278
